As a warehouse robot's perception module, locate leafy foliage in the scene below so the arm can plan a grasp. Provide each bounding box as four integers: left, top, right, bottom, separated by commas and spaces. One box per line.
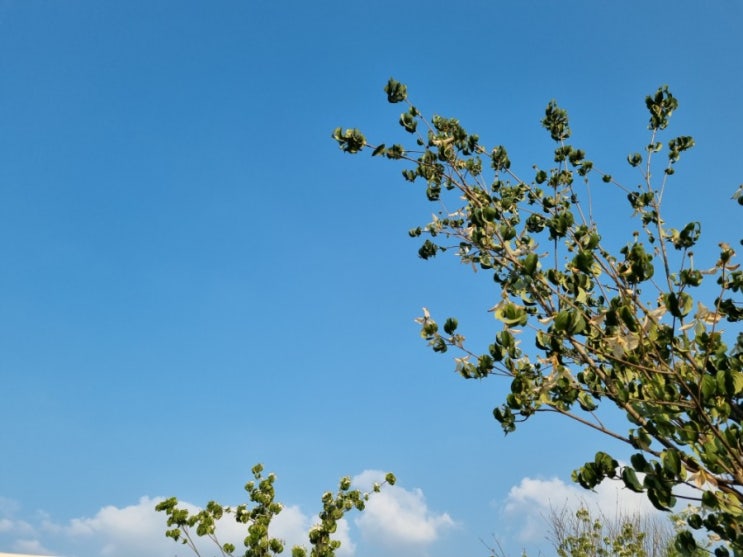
335, 78, 743, 555
555, 507, 655, 557
548, 505, 691, 557
156, 463, 395, 557
488, 504, 713, 557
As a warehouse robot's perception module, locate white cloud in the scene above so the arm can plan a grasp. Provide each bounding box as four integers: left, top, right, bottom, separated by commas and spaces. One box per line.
271, 504, 309, 546
2, 495, 208, 557
0, 473, 454, 557
0, 517, 35, 535
12, 537, 54, 555
0, 496, 21, 517
0, 495, 358, 557
329, 518, 355, 557
56, 496, 179, 557
499, 475, 662, 543
353, 471, 455, 548
53, 497, 325, 557
0, 499, 48, 555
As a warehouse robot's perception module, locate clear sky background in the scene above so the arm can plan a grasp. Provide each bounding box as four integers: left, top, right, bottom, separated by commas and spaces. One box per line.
0, 2, 741, 556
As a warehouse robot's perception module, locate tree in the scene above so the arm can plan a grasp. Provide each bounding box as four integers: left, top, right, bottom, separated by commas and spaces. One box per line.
156, 463, 395, 557
334, 79, 743, 555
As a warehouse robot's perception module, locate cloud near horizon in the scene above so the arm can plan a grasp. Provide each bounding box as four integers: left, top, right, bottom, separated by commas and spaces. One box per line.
353, 470, 456, 549
0, 471, 454, 557
497, 475, 664, 543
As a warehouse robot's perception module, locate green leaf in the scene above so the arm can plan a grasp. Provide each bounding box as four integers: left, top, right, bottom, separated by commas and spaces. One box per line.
385, 144, 405, 159
522, 253, 539, 276
646, 485, 673, 511
678, 221, 701, 248
630, 452, 651, 473
646, 86, 677, 130
553, 309, 587, 335
541, 100, 571, 141
399, 112, 417, 133
661, 449, 681, 477
418, 240, 438, 259
627, 152, 643, 167
679, 269, 703, 286
716, 369, 737, 397
548, 210, 574, 239
621, 467, 644, 492
491, 145, 510, 171
332, 128, 367, 154
572, 250, 600, 276
384, 78, 407, 103
733, 372, 743, 396
700, 374, 716, 400
674, 531, 698, 556
702, 490, 719, 509
594, 451, 618, 476
577, 392, 598, 411
494, 303, 528, 327
553, 311, 570, 333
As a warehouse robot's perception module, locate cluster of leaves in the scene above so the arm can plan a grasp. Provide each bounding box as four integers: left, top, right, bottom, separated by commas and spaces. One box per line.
156, 463, 395, 557
335, 79, 743, 555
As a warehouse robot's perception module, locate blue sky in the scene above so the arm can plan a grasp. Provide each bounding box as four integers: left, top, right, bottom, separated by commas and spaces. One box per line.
0, 2, 741, 556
